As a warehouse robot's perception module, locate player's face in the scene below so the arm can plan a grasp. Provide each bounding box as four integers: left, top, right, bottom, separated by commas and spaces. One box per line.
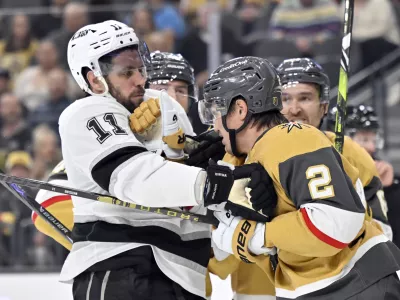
213, 102, 246, 155
105, 49, 147, 112
281, 83, 327, 128
352, 131, 378, 155
149, 80, 190, 113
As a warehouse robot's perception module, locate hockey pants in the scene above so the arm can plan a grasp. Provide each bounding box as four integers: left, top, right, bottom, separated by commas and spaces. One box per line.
346, 272, 400, 300
72, 246, 204, 300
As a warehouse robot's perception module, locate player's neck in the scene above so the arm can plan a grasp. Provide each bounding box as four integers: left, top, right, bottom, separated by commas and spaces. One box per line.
238, 125, 269, 154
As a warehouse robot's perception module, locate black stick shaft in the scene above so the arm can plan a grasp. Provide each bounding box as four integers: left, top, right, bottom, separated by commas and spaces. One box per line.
0, 173, 217, 226
0, 173, 73, 244
334, 0, 355, 153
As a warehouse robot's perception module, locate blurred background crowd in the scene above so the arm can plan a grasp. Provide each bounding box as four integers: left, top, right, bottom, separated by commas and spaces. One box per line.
0, 0, 398, 271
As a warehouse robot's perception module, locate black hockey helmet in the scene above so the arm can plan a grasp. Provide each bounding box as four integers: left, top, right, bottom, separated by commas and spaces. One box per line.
146, 51, 197, 102
277, 58, 330, 103
199, 56, 282, 156
327, 104, 383, 150
327, 104, 380, 132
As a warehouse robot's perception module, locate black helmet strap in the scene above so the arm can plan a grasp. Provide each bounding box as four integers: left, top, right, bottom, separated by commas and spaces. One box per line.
222, 111, 253, 157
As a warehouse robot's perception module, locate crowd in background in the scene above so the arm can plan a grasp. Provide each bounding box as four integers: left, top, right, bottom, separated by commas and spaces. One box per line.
0, 0, 399, 269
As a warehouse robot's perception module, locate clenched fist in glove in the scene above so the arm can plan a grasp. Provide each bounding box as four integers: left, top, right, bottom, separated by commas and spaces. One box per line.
234, 163, 277, 219
129, 98, 161, 134
204, 161, 235, 208
185, 130, 226, 169
130, 89, 186, 160
211, 203, 277, 264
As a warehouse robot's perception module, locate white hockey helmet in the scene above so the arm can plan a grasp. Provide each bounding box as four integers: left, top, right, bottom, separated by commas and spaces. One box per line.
67, 20, 150, 97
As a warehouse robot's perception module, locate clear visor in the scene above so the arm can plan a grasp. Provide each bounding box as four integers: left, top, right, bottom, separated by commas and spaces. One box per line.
149, 79, 198, 102
99, 41, 150, 79
349, 129, 384, 151
198, 98, 228, 125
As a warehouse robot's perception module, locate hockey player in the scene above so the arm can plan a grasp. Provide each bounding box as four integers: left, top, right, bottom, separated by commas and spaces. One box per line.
278, 58, 391, 238
146, 50, 209, 134
327, 104, 400, 248
200, 56, 400, 299
209, 58, 394, 300
59, 20, 268, 299
147, 51, 197, 114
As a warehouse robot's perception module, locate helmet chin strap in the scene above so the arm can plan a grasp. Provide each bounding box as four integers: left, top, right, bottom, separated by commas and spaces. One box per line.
222, 112, 252, 157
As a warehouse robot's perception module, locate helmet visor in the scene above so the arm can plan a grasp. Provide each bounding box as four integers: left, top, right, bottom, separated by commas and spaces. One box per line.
198, 97, 228, 125
99, 41, 150, 78
149, 79, 198, 102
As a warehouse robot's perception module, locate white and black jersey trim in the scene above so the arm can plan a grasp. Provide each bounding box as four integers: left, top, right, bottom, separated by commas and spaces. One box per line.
72, 221, 211, 267
90, 144, 147, 192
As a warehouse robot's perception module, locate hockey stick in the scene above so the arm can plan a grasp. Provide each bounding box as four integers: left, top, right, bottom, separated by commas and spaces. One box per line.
0, 173, 218, 226
0, 170, 73, 245
334, 0, 355, 154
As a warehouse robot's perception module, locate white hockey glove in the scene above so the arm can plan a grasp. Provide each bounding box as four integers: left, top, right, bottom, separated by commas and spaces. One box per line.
130, 90, 185, 160
212, 203, 276, 264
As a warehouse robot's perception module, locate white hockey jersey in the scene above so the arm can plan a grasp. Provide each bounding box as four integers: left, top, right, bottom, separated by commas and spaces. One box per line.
58, 90, 210, 298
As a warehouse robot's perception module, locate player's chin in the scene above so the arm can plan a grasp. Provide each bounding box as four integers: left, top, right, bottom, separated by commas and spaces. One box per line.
130, 94, 144, 106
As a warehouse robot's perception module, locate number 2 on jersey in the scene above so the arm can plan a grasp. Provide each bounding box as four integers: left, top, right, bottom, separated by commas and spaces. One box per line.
306, 165, 335, 199
87, 113, 127, 144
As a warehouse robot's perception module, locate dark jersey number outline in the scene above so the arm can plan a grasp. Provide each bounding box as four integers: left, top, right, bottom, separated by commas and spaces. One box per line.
87, 113, 128, 144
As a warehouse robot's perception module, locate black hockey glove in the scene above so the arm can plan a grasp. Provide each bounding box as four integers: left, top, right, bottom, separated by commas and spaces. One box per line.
204, 160, 234, 207
185, 130, 225, 169
225, 163, 277, 222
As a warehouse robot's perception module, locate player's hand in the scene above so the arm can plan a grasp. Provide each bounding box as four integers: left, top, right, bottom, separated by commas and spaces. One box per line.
159, 90, 186, 160
375, 160, 394, 187
245, 163, 277, 218
212, 203, 276, 263
204, 161, 235, 207
129, 98, 161, 134
185, 130, 225, 169
224, 163, 277, 222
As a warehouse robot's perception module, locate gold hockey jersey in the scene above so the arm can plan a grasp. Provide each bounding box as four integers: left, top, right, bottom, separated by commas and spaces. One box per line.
33, 161, 73, 250
239, 123, 400, 299
210, 129, 394, 299
324, 131, 391, 238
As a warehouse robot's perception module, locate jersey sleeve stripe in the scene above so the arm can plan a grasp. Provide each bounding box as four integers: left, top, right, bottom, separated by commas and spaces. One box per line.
91, 146, 148, 192
300, 207, 348, 249
32, 194, 72, 223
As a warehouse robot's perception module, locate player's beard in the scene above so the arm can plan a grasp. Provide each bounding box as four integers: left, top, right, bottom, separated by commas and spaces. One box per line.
106, 79, 145, 113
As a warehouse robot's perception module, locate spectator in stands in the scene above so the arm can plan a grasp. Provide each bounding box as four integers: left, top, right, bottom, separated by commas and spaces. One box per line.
0, 68, 11, 97
30, 125, 61, 180
131, 4, 155, 42
148, 0, 186, 39
0, 14, 38, 84
341, 0, 400, 68
180, 0, 233, 16
178, 3, 244, 89
235, 0, 270, 36
0, 94, 32, 168
0, 151, 33, 266
87, 0, 117, 24
29, 68, 71, 134
14, 40, 79, 111
31, 0, 70, 39
47, 2, 89, 69
146, 31, 175, 52
270, 0, 341, 56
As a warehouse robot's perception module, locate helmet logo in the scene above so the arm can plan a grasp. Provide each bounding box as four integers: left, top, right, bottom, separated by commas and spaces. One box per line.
219, 60, 246, 73
72, 29, 96, 40
111, 24, 123, 31
167, 64, 185, 69
272, 97, 278, 106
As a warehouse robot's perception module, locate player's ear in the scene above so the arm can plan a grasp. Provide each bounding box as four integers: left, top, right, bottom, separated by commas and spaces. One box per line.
322, 103, 329, 116
236, 99, 248, 121
87, 70, 106, 94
